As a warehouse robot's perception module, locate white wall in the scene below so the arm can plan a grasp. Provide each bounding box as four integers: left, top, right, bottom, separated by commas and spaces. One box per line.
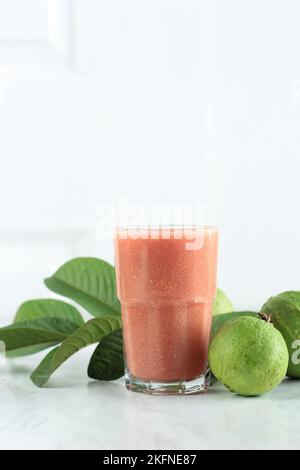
1, 0, 300, 321
205, 0, 300, 309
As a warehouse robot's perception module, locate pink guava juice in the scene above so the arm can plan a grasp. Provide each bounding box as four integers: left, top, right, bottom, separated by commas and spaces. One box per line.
114, 226, 218, 395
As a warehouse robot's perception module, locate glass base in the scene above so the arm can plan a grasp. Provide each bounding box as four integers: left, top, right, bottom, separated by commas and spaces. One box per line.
125, 368, 210, 396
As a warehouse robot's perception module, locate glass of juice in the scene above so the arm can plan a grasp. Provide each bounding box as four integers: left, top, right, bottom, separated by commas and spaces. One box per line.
114, 226, 218, 395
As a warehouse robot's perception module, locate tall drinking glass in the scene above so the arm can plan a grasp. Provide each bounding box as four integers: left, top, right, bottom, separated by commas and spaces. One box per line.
114, 226, 218, 395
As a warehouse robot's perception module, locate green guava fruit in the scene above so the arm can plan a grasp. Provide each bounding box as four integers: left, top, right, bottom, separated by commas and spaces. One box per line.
208, 316, 288, 396
261, 291, 300, 378
212, 311, 257, 337
212, 288, 234, 315
210, 311, 257, 385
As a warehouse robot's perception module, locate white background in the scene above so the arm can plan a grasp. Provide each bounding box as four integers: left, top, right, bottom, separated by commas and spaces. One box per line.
1, 0, 300, 321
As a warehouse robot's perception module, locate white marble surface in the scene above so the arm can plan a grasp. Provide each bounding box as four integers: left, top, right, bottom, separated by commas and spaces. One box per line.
0, 348, 299, 450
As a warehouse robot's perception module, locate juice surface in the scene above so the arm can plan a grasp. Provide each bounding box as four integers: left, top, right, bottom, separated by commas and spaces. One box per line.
115, 227, 218, 382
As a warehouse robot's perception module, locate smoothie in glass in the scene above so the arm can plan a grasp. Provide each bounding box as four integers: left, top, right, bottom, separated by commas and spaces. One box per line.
114, 226, 218, 395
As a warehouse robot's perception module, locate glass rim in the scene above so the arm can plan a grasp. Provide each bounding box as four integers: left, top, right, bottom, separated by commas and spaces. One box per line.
115, 225, 219, 230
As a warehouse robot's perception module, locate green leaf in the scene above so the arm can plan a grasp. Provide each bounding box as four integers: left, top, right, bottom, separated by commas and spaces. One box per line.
14, 299, 84, 325
7, 344, 58, 358
44, 258, 120, 317
0, 323, 67, 357
88, 329, 124, 381
5, 317, 82, 357
31, 316, 122, 387
11, 317, 81, 336
30, 347, 60, 384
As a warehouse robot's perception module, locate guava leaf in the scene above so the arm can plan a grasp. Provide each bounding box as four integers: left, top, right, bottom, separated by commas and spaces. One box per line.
14, 299, 84, 326
44, 258, 120, 317
31, 316, 122, 387
88, 329, 124, 381
10, 317, 81, 336
0, 321, 68, 357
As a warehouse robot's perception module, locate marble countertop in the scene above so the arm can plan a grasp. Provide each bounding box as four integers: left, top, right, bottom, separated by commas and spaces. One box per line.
0, 348, 299, 450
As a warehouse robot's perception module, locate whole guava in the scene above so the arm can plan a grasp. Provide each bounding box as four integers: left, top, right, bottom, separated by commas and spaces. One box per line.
261, 291, 300, 378
212, 288, 234, 315
208, 316, 288, 396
